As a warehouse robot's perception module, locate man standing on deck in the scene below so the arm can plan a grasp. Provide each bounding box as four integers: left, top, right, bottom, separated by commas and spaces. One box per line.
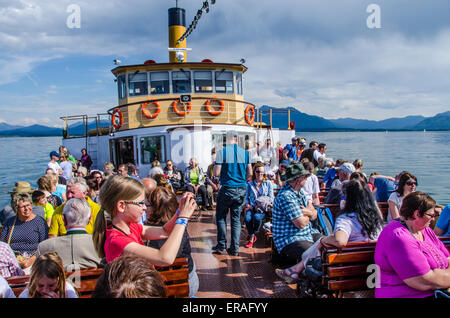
212, 131, 252, 256
48, 151, 63, 176
282, 137, 299, 162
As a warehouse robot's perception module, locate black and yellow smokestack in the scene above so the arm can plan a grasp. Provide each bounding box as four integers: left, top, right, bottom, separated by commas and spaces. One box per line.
169, 7, 187, 63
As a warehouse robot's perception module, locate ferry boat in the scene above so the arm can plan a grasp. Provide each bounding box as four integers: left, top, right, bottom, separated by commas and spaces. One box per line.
60, 5, 296, 176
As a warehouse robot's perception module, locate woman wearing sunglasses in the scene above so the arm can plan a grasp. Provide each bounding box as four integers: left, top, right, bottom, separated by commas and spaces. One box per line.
243, 163, 274, 248
93, 175, 196, 266
387, 172, 417, 222
375, 191, 450, 298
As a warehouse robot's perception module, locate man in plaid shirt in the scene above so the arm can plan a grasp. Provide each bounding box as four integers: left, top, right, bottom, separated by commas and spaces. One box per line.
272, 162, 322, 263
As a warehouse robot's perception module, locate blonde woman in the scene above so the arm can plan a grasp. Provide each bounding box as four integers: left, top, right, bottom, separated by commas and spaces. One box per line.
93, 175, 196, 266
19, 252, 77, 298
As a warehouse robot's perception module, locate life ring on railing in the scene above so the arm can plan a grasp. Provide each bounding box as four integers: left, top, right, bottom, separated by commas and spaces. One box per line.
172, 100, 192, 116
205, 99, 225, 116
141, 101, 160, 119
244, 104, 255, 125
111, 107, 123, 129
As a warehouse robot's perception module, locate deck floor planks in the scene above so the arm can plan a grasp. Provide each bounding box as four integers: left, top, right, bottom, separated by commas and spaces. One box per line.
187, 208, 297, 298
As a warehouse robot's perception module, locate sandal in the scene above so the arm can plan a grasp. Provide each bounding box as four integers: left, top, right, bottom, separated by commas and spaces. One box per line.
275, 267, 299, 284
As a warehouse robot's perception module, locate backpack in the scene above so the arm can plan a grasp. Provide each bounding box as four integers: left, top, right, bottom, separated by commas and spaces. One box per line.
312, 206, 334, 236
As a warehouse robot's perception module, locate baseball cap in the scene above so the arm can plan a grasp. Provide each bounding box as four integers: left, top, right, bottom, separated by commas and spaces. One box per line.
49, 151, 61, 158
336, 162, 356, 175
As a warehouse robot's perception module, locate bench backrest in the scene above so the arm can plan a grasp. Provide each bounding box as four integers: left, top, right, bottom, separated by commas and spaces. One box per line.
6, 257, 189, 298
321, 236, 450, 295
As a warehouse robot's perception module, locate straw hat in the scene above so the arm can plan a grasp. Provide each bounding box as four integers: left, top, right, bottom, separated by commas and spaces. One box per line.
9, 181, 34, 194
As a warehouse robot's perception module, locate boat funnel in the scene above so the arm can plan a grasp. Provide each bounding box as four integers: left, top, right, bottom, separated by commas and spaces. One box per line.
169, 7, 187, 63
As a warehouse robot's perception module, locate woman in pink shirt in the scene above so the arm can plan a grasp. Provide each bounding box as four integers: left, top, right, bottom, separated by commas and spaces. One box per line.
93, 175, 196, 265
375, 191, 450, 298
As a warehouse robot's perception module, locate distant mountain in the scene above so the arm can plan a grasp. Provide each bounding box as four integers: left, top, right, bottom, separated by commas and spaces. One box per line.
412, 111, 450, 130
329, 115, 427, 130
0, 109, 448, 137
261, 106, 449, 131
0, 123, 23, 131
0, 124, 62, 137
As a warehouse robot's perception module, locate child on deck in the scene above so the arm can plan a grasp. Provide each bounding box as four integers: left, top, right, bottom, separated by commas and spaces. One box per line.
32, 190, 54, 227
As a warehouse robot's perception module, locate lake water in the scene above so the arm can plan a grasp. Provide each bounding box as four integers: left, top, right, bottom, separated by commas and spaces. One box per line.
1, 131, 449, 209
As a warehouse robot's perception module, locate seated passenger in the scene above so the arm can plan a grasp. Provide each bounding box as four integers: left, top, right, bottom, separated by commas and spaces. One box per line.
93, 175, 196, 266
92, 255, 166, 298
37, 198, 103, 270
19, 252, 78, 298
276, 179, 383, 283
145, 187, 199, 297
301, 162, 320, 206
272, 163, 321, 264
0, 275, 16, 298
375, 191, 450, 298
184, 158, 208, 210
387, 172, 417, 222
0, 241, 24, 278
434, 204, 450, 236
243, 163, 274, 248
163, 160, 183, 192
0, 193, 48, 269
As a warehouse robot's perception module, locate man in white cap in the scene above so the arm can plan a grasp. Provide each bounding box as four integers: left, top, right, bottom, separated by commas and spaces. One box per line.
324, 162, 356, 205
331, 162, 356, 190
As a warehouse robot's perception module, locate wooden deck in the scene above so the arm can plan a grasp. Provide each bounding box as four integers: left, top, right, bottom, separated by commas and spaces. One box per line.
187, 208, 297, 298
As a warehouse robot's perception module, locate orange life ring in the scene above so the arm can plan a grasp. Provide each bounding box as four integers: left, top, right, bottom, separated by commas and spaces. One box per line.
244, 104, 255, 125
172, 100, 192, 116
205, 99, 224, 116
141, 101, 160, 119
112, 107, 123, 129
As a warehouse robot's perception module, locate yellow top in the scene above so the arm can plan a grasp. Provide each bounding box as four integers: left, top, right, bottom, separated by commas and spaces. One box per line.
48, 196, 100, 237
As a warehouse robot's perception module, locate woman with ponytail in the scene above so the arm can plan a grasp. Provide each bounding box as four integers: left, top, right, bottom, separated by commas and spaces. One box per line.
93, 175, 196, 266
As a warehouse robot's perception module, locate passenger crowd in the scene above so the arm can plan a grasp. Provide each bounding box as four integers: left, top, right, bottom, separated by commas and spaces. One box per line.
0, 135, 449, 299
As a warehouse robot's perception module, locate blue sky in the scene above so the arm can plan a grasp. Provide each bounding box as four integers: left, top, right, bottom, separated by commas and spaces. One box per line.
1, 0, 450, 126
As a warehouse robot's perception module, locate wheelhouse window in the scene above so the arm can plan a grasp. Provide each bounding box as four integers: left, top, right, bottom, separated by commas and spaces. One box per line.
128, 72, 148, 96
172, 70, 191, 94
140, 135, 166, 164
236, 72, 243, 95
150, 71, 170, 95
194, 71, 213, 93
117, 74, 126, 99
215, 71, 234, 94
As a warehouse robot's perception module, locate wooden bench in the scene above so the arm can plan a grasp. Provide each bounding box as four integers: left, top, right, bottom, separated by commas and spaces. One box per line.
316, 236, 450, 298
6, 257, 189, 298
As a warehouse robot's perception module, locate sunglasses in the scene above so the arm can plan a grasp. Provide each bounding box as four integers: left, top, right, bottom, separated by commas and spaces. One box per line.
406, 181, 417, 186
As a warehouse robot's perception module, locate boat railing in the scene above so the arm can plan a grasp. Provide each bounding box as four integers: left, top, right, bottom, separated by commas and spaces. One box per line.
60, 113, 111, 139
60, 98, 297, 138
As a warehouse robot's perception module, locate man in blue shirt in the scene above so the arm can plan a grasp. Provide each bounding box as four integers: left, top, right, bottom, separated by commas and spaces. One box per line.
213, 131, 252, 256
272, 162, 321, 264
282, 137, 299, 162
435, 204, 450, 236
369, 173, 397, 202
